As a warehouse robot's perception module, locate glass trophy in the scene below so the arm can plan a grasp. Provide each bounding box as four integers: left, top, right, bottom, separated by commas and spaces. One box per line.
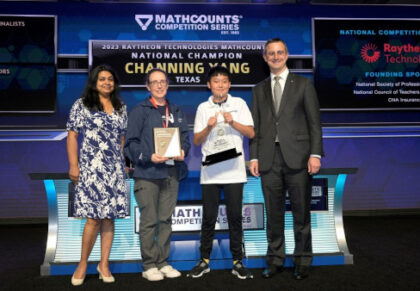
202, 103, 242, 166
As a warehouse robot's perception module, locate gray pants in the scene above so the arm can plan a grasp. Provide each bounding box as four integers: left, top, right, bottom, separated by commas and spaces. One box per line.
134, 168, 179, 271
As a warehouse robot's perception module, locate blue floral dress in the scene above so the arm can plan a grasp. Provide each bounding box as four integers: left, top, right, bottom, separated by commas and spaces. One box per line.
66, 98, 129, 219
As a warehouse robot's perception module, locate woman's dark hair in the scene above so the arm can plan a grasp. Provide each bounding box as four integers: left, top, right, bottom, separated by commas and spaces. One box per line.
145, 67, 170, 86
81, 64, 123, 112
207, 65, 231, 82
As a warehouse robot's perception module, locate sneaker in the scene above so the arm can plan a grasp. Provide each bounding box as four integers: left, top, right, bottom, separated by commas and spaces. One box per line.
159, 265, 181, 278
142, 267, 164, 281
187, 259, 210, 278
232, 261, 253, 279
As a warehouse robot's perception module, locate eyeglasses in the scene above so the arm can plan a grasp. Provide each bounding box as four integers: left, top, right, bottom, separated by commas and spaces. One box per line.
149, 80, 168, 87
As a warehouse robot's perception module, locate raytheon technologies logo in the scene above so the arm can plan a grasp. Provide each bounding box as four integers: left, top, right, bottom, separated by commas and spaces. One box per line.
361, 43, 381, 63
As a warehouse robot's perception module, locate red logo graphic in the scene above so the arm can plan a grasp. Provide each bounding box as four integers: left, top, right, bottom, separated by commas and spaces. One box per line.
361, 43, 381, 63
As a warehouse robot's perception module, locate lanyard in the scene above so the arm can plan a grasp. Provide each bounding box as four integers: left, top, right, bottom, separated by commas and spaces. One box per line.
150, 97, 169, 128
213, 95, 228, 118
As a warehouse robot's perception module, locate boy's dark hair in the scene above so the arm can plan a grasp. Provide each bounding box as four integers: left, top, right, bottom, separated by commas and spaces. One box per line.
207, 65, 231, 82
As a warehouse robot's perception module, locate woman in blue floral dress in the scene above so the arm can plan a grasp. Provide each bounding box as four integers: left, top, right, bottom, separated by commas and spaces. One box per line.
66, 65, 128, 286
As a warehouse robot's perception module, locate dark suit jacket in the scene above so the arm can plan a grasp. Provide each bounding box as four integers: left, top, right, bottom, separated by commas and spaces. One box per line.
250, 73, 323, 171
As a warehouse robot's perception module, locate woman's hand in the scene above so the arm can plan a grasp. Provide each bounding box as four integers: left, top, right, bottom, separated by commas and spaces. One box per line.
173, 150, 185, 162
151, 153, 169, 164
69, 165, 80, 184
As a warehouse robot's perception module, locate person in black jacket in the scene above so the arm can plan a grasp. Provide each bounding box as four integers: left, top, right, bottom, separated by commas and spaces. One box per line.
249, 38, 323, 280
125, 68, 190, 281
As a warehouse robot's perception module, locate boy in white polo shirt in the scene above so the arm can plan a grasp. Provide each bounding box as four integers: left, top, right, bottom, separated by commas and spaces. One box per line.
188, 66, 255, 279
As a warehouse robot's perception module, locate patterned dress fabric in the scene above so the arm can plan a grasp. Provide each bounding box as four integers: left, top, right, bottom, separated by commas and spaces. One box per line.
66, 98, 128, 219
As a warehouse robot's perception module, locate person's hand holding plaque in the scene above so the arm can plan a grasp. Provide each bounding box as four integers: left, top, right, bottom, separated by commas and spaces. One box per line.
151, 153, 169, 164
173, 149, 185, 162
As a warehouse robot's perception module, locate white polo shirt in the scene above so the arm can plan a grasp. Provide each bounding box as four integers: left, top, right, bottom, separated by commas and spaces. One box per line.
194, 94, 254, 184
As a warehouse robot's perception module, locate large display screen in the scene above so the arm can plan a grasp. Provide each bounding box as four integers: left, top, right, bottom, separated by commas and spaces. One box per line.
90, 40, 266, 87
313, 18, 420, 111
0, 15, 56, 113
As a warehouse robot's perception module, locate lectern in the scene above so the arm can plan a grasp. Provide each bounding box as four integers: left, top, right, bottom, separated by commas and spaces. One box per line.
30, 168, 356, 276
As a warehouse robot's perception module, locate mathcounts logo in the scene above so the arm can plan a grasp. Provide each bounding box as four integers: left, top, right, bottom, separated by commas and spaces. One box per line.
135, 15, 153, 31
361, 43, 381, 63
135, 14, 241, 35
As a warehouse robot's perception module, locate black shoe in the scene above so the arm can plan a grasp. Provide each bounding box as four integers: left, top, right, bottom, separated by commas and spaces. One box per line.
232, 261, 253, 279
187, 259, 210, 278
294, 265, 309, 280
261, 265, 283, 278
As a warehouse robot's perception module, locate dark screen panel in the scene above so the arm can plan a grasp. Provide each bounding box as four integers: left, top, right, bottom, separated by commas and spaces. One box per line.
0, 15, 56, 113
313, 18, 420, 111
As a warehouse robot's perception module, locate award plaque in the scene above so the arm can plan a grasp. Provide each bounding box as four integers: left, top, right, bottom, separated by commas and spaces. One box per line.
202, 123, 242, 166
153, 127, 181, 157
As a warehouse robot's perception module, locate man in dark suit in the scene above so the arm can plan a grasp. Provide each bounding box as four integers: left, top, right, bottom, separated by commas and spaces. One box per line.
249, 38, 323, 280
